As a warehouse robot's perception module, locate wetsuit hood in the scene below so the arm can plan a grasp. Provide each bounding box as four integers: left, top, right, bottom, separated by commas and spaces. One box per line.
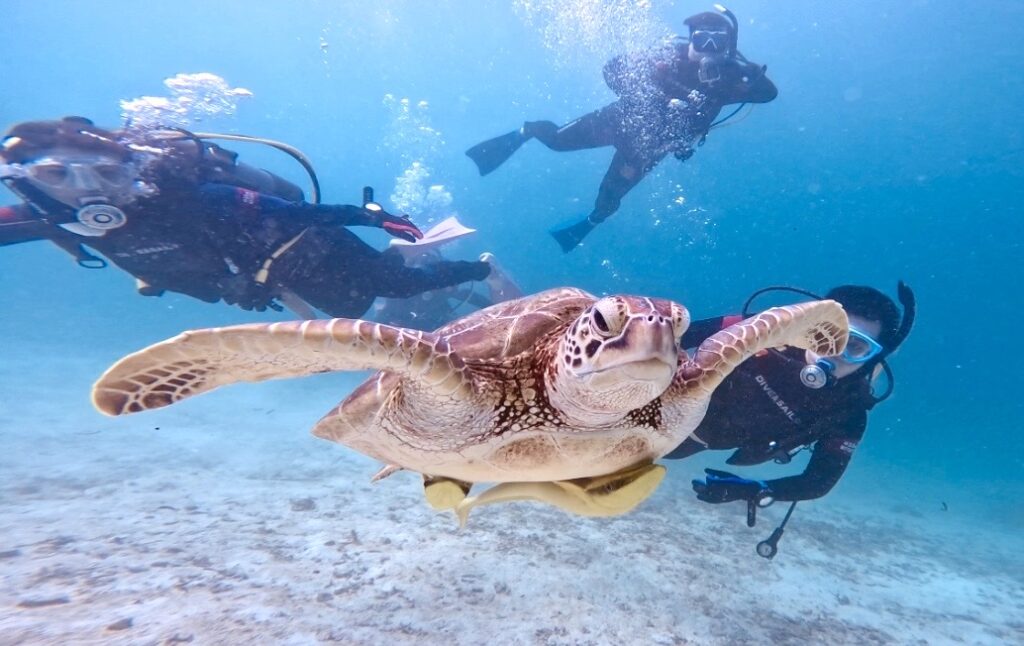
1, 117, 131, 163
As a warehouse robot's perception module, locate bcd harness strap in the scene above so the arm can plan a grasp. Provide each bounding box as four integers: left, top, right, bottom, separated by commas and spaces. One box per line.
51, 235, 107, 268
253, 228, 309, 285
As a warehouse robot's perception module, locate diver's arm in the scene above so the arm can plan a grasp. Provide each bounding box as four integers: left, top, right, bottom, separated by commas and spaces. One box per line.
605, 40, 683, 98
0, 204, 52, 246
197, 183, 374, 226
602, 54, 632, 96
763, 412, 867, 502
729, 57, 778, 104
197, 183, 421, 241
650, 40, 694, 99
603, 50, 656, 97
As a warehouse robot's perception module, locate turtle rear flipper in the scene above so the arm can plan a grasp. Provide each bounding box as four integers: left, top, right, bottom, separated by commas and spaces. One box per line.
423, 475, 473, 510
571, 461, 667, 514
454, 463, 666, 526
92, 319, 470, 416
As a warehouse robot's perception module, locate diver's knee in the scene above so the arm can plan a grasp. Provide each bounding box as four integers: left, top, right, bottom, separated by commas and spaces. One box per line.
523, 120, 560, 146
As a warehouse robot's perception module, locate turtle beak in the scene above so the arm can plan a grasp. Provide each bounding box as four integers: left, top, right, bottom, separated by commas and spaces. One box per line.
620, 358, 675, 382
579, 318, 678, 388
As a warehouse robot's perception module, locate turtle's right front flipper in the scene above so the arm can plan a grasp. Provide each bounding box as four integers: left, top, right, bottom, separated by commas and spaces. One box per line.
677, 300, 849, 397
92, 319, 470, 416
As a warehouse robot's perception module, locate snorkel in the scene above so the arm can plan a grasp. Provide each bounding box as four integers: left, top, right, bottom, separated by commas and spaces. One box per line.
713, 4, 739, 57
859, 281, 916, 403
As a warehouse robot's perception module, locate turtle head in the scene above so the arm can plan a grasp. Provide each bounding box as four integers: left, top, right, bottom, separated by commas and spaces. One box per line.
549, 296, 689, 425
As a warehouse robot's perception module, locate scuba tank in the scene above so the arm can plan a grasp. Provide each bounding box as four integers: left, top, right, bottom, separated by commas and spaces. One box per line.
200, 143, 305, 202
145, 128, 321, 204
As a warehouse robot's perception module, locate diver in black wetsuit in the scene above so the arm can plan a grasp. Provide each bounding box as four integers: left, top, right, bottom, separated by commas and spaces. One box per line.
466, 6, 777, 252
0, 117, 492, 318
672, 283, 916, 512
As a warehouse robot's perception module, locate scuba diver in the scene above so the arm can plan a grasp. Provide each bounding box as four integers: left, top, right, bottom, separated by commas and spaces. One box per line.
466, 5, 777, 252
671, 282, 916, 558
0, 117, 494, 318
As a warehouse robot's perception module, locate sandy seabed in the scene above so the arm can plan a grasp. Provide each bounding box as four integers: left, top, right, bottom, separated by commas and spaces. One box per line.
1, 349, 1021, 646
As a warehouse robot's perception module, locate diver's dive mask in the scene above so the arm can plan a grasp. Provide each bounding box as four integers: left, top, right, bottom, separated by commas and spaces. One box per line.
9, 155, 139, 206
800, 327, 883, 389
842, 327, 885, 363
685, 4, 740, 84
690, 29, 731, 54
0, 152, 147, 236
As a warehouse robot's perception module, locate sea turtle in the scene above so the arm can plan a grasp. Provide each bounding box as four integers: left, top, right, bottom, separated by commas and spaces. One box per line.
92, 288, 847, 524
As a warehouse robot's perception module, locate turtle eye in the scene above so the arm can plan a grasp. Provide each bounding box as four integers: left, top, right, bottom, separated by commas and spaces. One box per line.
590, 298, 625, 338
669, 303, 689, 340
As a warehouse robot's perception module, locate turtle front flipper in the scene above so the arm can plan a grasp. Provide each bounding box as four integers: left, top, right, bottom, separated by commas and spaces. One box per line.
93, 319, 471, 416
679, 300, 849, 397
454, 463, 666, 526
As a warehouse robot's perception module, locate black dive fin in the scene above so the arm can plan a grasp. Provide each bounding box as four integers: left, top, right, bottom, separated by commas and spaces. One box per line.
549, 216, 597, 253
465, 129, 527, 176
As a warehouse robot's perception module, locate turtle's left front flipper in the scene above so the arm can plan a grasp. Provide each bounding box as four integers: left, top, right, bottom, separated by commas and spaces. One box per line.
93, 319, 470, 416
454, 462, 666, 526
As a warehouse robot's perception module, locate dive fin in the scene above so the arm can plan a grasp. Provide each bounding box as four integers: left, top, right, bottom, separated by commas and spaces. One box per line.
465, 129, 527, 176
549, 215, 598, 253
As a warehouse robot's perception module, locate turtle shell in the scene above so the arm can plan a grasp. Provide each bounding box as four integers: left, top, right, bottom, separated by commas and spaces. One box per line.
316, 288, 597, 452
436, 287, 596, 360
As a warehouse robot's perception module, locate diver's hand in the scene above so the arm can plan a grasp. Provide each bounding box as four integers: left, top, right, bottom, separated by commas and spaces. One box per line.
363, 203, 423, 242
220, 275, 277, 312
692, 468, 769, 504
674, 146, 695, 162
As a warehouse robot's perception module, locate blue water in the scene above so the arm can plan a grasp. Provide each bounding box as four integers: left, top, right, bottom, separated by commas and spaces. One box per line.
2, 1, 1022, 643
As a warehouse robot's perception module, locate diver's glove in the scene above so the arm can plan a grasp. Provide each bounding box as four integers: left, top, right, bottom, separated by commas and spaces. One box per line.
219, 274, 277, 312
692, 468, 770, 504
362, 203, 423, 242
673, 146, 695, 162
